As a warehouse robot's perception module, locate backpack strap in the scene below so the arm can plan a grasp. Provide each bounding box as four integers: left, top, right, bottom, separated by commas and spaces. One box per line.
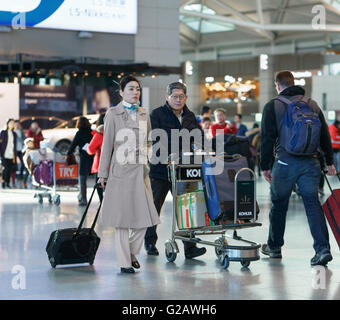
275, 96, 292, 105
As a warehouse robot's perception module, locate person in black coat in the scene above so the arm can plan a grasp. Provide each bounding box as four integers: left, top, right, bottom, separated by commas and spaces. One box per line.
67, 117, 94, 206
145, 81, 207, 259
0, 119, 17, 189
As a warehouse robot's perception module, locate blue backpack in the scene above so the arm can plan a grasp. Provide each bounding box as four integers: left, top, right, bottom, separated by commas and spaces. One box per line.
275, 96, 321, 156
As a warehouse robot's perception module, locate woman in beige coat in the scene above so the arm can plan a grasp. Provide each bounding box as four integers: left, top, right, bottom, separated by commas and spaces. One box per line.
98, 76, 160, 274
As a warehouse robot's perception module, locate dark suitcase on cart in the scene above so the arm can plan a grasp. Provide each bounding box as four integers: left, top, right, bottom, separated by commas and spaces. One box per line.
202, 154, 258, 223
211, 134, 256, 170
322, 172, 340, 249
46, 184, 102, 268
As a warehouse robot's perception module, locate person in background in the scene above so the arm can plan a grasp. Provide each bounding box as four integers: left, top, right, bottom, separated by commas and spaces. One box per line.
234, 114, 248, 136
87, 113, 105, 202
209, 108, 237, 138
200, 116, 212, 140
22, 138, 35, 177
10, 120, 26, 187
246, 123, 261, 176
67, 117, 94, 206
0, 119, 17, 189
260, 70, 336, 266
27, 121, 44, 150
328, 115, 340, 172
196, 105, 212, 124
14, 120, 26, 177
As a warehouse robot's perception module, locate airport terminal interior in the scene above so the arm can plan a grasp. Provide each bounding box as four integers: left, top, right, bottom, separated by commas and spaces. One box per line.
0, 0, 340, 301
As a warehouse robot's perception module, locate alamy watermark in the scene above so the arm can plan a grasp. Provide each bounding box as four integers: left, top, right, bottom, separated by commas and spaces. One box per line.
110, 124, 226, 175
311, 266, 326, 290
11, 265, 26, 290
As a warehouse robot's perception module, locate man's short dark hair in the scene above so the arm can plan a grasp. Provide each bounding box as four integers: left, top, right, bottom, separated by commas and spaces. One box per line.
235, 113, 242, 119
201, 105, 211, 116
201, 116, 211, 123
275, 70, 295, 88
167, 82, 187, 95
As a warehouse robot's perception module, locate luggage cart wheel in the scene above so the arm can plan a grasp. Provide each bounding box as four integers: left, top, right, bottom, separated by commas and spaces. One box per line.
38, 195, 43, 204
165, 241, 177, 263
48, 195, 52, 204
53, 195, 60, 206
222, 255, 230, 269
241, 260, 250, 268
214, 237, 227, 259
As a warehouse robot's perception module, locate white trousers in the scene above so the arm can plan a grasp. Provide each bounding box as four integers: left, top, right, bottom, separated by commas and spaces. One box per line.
114, 228, 147, 268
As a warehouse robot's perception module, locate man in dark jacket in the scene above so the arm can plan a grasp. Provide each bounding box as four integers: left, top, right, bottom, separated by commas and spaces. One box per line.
145, 82, 207, 259
260, 70, 336, 266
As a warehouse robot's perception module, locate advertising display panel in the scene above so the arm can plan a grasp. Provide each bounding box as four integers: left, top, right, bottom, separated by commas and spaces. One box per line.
0, 0, 137, 34
0, 83, 20, 129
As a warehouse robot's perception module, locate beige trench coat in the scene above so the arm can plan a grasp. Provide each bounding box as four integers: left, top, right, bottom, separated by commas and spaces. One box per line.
98, 102, 160, 229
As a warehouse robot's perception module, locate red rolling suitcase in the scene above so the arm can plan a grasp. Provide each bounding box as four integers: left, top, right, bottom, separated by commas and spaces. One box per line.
322, 173, 340, 249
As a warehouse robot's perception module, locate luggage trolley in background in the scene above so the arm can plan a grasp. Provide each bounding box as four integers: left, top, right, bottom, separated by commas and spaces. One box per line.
30, 148, 79, 206
165, 154, 262, 269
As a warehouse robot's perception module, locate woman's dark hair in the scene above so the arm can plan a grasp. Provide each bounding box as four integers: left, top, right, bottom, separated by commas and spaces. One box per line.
96, 112, 105, 126
201, 116, 211, 123
76, 117, 91, 130
119, 75, 141, 92
6, 118, 15, 129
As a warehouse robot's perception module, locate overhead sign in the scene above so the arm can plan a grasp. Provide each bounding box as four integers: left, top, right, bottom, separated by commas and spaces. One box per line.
0, 0, 137, 34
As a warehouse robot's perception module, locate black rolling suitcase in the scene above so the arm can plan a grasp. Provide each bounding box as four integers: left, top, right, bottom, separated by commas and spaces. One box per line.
46, 184, 102, 268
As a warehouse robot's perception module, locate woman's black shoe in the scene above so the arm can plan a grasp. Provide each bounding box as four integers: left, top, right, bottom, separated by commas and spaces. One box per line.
132, 260, 140, 269
121, 267, 135, 274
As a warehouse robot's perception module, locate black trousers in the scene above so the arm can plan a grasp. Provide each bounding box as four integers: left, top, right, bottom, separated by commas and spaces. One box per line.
144, 178, 195, 250
2, 158, 14, 185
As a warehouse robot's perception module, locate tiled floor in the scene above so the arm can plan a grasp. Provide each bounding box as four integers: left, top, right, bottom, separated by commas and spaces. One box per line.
0, 175, 339, 300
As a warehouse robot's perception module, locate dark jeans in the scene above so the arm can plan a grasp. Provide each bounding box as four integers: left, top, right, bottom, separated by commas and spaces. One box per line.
268, 157, 330, 254
2, 158, 14, 185
144, 178, 196, 250
17, 151, 24, 175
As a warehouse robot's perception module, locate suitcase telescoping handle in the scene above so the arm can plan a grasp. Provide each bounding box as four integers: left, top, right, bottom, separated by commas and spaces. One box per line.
74, 182, 103, 238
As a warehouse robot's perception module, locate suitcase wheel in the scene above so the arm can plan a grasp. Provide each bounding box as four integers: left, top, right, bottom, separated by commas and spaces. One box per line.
49, 257, 57, 268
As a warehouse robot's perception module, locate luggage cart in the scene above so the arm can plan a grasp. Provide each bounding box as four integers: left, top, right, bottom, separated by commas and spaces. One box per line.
31, 148, 79, 206
165, 157, 262, 269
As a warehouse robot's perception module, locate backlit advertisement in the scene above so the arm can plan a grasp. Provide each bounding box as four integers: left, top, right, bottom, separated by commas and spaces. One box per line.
0, 0, 137, 34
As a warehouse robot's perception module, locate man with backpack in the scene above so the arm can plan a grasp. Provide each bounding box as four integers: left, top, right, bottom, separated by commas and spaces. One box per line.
260, 70, 336, 266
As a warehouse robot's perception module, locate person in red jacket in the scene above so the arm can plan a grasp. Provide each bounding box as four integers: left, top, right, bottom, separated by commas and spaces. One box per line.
27, 121, 44, 149
209, 108, 237, 138
329, 117, 340, 172
87, 113, 105, 201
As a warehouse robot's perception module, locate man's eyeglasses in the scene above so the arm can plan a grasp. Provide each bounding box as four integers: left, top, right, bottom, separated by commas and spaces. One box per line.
169, 94, 186, 101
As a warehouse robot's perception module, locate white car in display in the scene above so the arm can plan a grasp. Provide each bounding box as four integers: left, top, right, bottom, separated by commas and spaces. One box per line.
41, 114, 100, 154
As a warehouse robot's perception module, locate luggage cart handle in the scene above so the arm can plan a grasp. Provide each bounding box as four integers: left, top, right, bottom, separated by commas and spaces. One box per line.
234, 168, 256, 224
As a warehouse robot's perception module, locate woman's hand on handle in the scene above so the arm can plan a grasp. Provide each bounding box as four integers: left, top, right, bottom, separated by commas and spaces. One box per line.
98, 177, 106, 189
